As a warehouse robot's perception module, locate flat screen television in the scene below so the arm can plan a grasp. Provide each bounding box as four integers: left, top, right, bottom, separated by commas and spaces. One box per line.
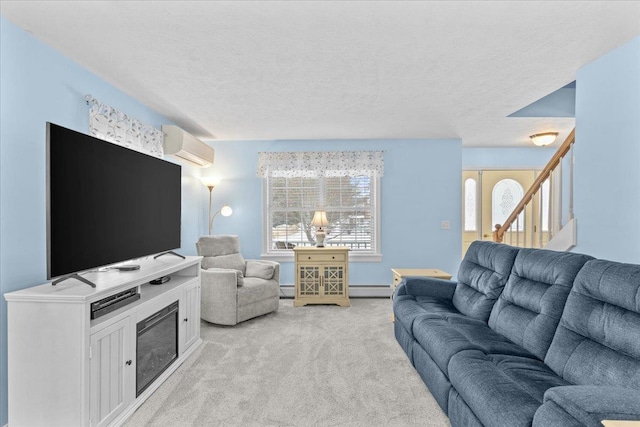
47, 122, 182, 280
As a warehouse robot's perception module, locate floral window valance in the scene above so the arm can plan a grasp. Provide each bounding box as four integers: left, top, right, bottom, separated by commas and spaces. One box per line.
257, 151, 384, 178
86, 95, 164, 158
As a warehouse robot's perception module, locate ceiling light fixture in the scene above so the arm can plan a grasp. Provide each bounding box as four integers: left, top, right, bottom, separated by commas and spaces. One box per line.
529, 132, 559, 147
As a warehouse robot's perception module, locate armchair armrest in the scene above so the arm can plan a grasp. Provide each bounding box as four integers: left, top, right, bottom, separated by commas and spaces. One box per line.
246, 259, 280, 282
402, 277, 457, 300
200, 268, 241, 325
534, 386, 640, 427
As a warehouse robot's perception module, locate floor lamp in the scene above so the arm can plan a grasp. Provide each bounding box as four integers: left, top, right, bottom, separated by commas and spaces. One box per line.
201, 177, 232, 234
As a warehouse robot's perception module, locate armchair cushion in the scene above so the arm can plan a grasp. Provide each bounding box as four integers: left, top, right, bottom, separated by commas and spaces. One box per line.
237, 277, 280, 306
197, 235, 247, 274
201, 253, 246, 273
246, 260, 276, 280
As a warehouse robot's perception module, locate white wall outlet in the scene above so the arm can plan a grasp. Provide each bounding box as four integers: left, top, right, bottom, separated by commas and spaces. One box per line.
441, 220, 450, 230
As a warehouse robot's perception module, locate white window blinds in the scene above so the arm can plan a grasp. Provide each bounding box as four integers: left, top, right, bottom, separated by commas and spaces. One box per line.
258, 151, 383, 253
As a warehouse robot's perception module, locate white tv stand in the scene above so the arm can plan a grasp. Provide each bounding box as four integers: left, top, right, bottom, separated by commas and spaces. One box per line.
4, 256, 202, 427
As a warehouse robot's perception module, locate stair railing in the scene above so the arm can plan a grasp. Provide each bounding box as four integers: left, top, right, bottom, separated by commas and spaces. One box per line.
495, 129, 575, 247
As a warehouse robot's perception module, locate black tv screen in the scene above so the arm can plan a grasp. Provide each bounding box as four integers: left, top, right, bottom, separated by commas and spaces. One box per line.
47, 122, 181, 279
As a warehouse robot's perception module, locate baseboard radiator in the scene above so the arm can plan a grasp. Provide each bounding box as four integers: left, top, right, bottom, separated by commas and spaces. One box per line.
279, 285, 391, 298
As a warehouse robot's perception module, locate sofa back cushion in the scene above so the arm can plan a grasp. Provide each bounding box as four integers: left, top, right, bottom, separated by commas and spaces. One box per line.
488, 248, 593, 360
196, 235, 246, 274
452, 241, 520, 322
545, 259, 640, 389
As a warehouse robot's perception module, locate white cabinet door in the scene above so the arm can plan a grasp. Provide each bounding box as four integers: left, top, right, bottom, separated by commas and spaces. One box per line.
90, 317, 132, 427
181, 280, 200, 353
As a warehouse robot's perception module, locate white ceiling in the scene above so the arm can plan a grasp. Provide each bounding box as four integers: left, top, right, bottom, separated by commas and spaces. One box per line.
2, 1, 639, 147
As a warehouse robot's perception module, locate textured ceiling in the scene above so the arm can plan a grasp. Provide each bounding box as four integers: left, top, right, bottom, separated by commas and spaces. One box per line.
2, 1, 639, 147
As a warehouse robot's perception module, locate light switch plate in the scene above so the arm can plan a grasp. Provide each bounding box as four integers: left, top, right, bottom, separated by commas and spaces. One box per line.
441, 220, 450, 230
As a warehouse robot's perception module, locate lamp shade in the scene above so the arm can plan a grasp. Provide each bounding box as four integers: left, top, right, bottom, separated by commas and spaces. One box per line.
530, 132, 558, 147
200, 176, 221, 188
220, 205, 233, 217
310, 211, 329, 228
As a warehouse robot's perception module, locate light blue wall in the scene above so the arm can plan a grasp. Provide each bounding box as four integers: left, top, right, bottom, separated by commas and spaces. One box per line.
204, 139, 463, 285
0, 17, 200, 424
573, 36, 640, 261
509, 87, 576, 118
463, 147, 555, 170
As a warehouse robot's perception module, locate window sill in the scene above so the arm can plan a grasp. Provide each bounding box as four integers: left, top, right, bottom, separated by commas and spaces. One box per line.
261, 252, 382, 263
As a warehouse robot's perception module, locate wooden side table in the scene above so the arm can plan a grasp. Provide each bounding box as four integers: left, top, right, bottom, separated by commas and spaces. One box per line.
294, 247, 350, 307
390, 268, 452, 321
601, 421, 640, 427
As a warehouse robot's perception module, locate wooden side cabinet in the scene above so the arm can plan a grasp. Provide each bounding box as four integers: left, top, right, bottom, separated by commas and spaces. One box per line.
294, 247, 350, 307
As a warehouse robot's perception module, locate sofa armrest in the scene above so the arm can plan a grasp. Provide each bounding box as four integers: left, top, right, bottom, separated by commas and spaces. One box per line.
534, 386, 640, 427
200, 268, 240, 325
402, 276, 457, 300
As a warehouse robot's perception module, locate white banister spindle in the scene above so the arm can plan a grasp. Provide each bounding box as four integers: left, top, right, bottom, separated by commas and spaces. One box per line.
555, 162, 563, 233
569, 144, 575, 221
538, 186, 544, 248
477, 170, 483, 241
548, 174, 554, 241
523, 204, 527, 248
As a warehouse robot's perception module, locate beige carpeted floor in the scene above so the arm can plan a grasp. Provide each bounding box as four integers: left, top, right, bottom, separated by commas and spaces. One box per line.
124, 298, 450, 427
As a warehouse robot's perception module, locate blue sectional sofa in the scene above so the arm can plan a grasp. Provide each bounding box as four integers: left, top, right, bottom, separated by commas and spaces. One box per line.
393, 241, 640, 427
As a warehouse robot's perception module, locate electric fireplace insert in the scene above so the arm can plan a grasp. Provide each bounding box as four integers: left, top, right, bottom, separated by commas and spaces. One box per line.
136, 301, 179, 397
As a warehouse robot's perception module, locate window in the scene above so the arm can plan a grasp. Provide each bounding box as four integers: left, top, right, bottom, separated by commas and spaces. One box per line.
258, 151, 383, 258
464, 178, 477, 231
492, 178, 524, 231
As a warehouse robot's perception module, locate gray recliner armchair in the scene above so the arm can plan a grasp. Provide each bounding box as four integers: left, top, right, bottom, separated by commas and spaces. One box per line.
196, 235, 280, 325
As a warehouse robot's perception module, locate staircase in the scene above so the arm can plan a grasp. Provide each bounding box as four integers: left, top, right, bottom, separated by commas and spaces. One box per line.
495, 129, 576, 251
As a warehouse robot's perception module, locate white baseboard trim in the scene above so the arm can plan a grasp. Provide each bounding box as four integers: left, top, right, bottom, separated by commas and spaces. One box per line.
279, 285, 391, 298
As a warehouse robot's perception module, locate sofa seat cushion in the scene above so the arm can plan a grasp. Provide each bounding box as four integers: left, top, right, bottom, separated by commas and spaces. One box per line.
448, 350, 570, 427
393, 294, 461, 333
413, 316, 536, 375
237, 277, 279, 306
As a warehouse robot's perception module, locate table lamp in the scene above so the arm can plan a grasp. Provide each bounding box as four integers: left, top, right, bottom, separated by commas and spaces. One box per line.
311, 211, 329, 247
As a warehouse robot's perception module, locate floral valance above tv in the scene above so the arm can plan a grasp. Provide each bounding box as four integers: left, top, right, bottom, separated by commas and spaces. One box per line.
257, 150, 384, 178
86, 95, 164, 158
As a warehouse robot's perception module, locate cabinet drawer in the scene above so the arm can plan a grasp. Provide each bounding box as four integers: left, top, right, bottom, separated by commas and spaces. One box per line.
297, 253, 346, 262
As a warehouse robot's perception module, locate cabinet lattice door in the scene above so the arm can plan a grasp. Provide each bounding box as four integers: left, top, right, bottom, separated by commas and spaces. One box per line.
299, 266, 321, 296
323, 266, 345, 295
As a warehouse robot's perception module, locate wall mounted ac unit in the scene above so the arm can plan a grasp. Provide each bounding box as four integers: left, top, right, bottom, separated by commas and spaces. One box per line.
162, 125, 214, 167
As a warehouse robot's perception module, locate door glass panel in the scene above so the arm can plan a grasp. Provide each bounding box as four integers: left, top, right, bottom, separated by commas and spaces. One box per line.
492, 179, 524, 231
464, 178, 477, 231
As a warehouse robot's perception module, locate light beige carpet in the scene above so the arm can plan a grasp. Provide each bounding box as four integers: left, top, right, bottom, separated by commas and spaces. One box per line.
124, 298, 450, 427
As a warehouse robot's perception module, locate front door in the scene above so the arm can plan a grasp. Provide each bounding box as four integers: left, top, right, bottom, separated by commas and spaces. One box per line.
462, 170, 539, 256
